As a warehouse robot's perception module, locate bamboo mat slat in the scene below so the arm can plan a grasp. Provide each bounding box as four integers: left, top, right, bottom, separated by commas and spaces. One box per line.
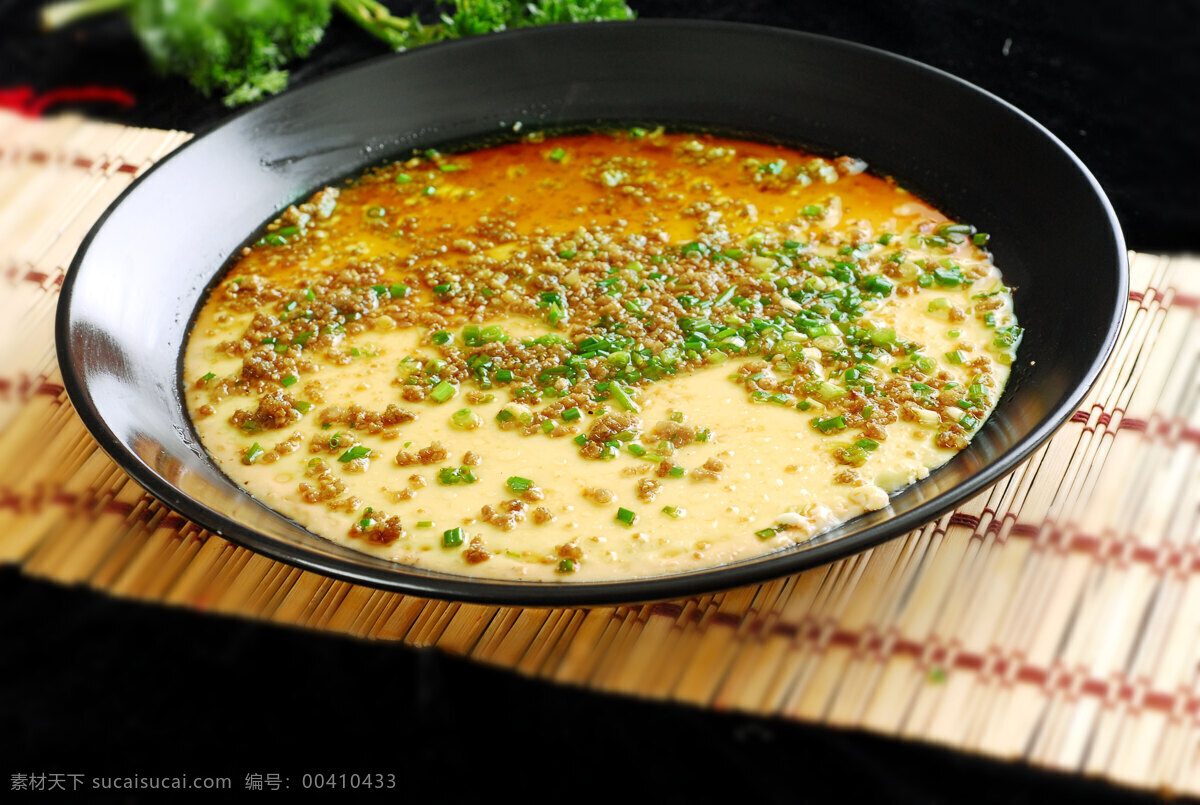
2, 109, 1198, 796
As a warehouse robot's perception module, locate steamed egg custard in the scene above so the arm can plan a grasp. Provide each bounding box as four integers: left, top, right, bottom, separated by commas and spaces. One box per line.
184, 130, 1020, 581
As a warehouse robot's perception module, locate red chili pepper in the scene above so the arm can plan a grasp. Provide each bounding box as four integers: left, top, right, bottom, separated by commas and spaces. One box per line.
0, 84, 135, 117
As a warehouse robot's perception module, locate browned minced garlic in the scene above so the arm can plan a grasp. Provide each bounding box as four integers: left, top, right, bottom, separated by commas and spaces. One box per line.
394, 441, 449, 466
463, 536, 491, 564
185, 129, 1018, 581
582, 487, 616, 506
636, 478, 661, 502
480, 499, 527, 531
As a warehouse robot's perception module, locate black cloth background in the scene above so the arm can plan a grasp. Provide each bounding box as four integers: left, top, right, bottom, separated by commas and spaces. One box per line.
1, 1, 1196, 801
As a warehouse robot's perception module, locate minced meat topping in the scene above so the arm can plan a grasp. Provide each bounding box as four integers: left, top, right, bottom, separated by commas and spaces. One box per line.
185, 129, 1019, 581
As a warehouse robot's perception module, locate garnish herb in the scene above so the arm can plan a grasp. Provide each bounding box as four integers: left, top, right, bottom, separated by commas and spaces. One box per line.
430, 380, 457, 403
338, 445, 371, 462
506, 476, 534, 492
42, 0, 636, 106
442, 527, 464, 548
437, 466, 478, 485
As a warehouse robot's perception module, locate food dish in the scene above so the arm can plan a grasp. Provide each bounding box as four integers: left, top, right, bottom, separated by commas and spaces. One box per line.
184, 130, 1018, 580
57, 21, 1125, 604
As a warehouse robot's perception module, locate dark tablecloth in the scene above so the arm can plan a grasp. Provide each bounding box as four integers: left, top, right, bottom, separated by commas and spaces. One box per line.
2, 1, 1195, 801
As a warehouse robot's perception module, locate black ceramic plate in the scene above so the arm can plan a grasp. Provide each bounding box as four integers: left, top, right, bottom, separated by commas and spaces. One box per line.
57, 21, 1126, 606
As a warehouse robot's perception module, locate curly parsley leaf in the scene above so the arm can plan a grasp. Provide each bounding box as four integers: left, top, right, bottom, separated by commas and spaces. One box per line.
41, 0, 635, 107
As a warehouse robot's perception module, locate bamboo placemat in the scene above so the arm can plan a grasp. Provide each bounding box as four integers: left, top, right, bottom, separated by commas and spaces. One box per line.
2, 110, 1198, 796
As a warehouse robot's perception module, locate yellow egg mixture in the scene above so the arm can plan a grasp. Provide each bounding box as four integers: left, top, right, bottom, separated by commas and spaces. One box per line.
184, 130, 1020, 581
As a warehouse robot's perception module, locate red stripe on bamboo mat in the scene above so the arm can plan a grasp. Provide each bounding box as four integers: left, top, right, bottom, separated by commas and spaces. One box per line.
0, 376, 65, 402
6, 479, 1199, 722
0, 147, 142, 176
637, 606, 1200, 721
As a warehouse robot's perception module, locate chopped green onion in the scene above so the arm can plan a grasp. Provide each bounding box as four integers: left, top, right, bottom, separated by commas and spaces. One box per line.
813, 415, 847, 434
855, 437, 880, 451
562, 407, 581, 422
416, 520, 433, 528
242, 443, 264, 465
280, 375, 298, 387
933, 266, 965, 287
668, 466, 685, 478
868, 328, 897, 347
661, 505, 684, 519
833, 444, 869, 467
442, 527, 464, 548
396, 173, 412, 184
610, 381, 639, 412
755, 527, 778, 539
430, 380, 457, 403
338, 445, 371, 463
506, 477, 534, 492
295, 401, 312, 414
945, 350, 966, 365
606, 350, 630, 367
437, 466, 478, 485
557, 558, 576, 573
616, 507, 637, 526
451, 408, 480, 430
200, 372, 216, 382
548, 147, 566, 162
810, 381, 847, 402
862, 274, 894, 296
